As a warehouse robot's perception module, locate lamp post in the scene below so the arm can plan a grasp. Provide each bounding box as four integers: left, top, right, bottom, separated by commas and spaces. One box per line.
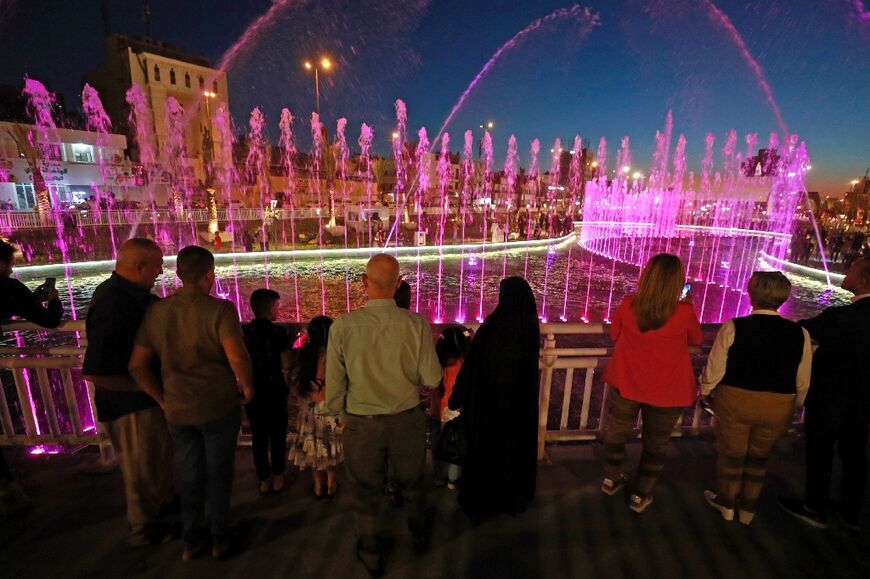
303, 57, 333, 115
202, 90, 218, 232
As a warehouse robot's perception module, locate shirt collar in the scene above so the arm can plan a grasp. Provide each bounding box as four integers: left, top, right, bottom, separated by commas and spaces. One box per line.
366, 298, 399, 308
751, 309, 781, 316
110, 271, 152, 301
851, 293, 870, 304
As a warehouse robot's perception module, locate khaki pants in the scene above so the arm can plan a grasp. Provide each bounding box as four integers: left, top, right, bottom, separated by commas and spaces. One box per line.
603, 388, 684, 498
343, 406, 427, 558
713, 385, 794, 512
103, 406, 176, 535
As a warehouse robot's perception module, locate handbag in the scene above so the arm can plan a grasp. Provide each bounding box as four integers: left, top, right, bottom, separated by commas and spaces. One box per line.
433, 415, 468, 464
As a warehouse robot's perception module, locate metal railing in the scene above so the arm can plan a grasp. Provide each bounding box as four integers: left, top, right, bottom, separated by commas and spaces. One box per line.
1, 320, 720, 459
0, 205, 505, 230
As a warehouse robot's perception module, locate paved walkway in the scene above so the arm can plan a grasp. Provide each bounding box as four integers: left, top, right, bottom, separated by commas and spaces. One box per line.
1, 434, 868, 579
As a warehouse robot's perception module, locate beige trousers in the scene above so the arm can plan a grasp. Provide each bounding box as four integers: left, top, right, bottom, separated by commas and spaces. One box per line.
103, 406, 176, 534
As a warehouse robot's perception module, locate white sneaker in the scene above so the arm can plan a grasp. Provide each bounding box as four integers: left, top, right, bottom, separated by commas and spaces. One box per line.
629, 494, 654, 513
704, 490, 735, 521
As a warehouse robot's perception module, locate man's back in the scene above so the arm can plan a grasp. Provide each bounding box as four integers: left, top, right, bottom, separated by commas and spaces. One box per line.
325, 299, 442, 416
136, 287, 243, 425
801, 298, 870, 409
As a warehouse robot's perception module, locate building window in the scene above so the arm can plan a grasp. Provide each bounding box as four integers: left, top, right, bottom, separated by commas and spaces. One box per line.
212, 80, 218, 94
184, 72, 191, 88
170, 69, 176, 85
198, 75, 204, 89
153, 65, 161, 82
72, 144, 94, 163
14, 183, 36, 210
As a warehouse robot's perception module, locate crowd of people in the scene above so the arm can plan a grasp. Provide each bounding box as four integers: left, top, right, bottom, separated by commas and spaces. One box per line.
790, 224, 868, 269
0, 237, 868, 576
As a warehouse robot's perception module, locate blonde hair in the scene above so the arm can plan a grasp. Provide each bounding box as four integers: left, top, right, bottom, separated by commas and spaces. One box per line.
747, 271, 791, 310
633, 253, 686, 332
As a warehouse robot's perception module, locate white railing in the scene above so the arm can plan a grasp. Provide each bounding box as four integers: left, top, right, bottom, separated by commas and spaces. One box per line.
1, 320, 721, 458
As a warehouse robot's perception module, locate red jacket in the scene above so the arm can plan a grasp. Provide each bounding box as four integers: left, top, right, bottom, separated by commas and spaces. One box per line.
603, 295, 703, 407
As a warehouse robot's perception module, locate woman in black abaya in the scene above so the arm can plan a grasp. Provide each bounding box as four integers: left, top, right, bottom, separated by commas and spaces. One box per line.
448, 276, 541, 518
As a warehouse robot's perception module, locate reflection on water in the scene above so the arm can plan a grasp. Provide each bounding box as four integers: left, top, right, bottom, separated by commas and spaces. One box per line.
12, 240, 851, 324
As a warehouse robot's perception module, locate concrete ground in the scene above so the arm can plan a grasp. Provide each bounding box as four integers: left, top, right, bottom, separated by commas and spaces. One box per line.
1, 433, 868, 579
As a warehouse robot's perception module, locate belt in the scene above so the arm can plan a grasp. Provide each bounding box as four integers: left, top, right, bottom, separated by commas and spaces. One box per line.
347, 404, 421, 419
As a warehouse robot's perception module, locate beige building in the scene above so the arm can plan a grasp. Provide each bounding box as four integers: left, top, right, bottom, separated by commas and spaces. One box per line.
84, 33, 230, 189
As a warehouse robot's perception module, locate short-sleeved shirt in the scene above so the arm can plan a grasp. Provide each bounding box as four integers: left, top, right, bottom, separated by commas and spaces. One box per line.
82, 272, 159, 422
135, 286, 244, 426
242, 319, 291, 402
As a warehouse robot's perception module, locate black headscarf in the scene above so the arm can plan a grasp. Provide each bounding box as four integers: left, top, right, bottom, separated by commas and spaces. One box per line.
448, 276, 540, 517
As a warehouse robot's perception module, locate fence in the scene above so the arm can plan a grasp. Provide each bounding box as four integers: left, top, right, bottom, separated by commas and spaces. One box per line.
0, 320, 720, 460
1, 205, 504, 230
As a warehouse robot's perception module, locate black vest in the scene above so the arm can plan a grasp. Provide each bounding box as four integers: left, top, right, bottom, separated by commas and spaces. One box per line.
720, 314, 804, 394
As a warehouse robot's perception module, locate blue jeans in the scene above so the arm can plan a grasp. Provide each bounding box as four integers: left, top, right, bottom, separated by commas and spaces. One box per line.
168, 407, 241, 547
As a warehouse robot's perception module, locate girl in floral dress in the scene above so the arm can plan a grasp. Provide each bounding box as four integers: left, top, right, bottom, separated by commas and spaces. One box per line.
288, 316, 344, 499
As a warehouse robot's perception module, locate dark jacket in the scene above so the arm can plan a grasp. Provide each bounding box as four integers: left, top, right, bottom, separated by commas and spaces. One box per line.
800, 296, 870, 413
0, 277, 63, 329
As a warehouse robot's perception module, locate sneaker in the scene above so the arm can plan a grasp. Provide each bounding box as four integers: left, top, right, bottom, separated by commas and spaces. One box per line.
777, 496, 828, 529
628, 493, 654, 514
704, 490, 735, 521
738, 510, 755, 525
601, 476, 627, 496
446, 482, 457, 491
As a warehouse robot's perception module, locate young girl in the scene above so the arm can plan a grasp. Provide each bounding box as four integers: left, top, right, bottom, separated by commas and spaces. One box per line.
287, 316, 343, 499
432, 325, 473, 489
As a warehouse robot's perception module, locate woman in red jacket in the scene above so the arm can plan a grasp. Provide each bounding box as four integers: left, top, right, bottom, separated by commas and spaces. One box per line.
601, 253, 702, 513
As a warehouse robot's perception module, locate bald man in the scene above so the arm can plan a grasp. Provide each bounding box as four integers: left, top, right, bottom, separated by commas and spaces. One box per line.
83, 238, 177, 547
326, 254, 442, 576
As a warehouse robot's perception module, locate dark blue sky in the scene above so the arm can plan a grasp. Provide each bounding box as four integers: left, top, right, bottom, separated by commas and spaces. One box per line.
1, 0, 869, 195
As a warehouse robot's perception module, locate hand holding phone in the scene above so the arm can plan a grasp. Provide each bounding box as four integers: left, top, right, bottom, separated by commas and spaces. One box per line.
679, 282, 692, 302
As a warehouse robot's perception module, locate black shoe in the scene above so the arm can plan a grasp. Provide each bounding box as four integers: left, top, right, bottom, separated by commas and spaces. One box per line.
777, 496, 828, 529
831, 502, 861, 531
407, 509, 434, 554
356, 540, 385, 578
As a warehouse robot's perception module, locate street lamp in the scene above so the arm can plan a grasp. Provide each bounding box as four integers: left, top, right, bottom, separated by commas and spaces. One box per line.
303, 57, 334, 115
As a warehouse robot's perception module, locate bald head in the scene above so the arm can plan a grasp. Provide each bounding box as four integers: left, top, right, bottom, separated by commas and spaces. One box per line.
843, 257, 870, 295
364, 254, 401, 299
115, 238, 163, 290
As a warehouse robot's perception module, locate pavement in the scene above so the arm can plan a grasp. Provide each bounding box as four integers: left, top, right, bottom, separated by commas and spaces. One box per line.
1, 433, 868, 579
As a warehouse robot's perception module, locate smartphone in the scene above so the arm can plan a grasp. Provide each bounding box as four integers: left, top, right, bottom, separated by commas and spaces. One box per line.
44, 277, 56, 291
680, 282, 692, 300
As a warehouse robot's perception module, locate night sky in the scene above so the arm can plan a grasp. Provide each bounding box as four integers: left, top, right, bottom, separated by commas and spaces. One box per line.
1, 0, 868, 195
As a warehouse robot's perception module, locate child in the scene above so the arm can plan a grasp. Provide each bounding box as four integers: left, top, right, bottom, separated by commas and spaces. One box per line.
288, 316, 343, 499
432, 325, 473, 489
243, 289, 293, 494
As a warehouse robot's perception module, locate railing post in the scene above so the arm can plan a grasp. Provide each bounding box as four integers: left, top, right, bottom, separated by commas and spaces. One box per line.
537, 331, 556, 460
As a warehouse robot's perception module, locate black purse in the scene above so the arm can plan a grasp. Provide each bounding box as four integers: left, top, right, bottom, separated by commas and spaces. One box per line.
433, 416, 468, 464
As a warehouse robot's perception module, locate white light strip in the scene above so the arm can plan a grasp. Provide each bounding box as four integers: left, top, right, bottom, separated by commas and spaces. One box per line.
759, 251, 844, 284
13, 232, 578, 274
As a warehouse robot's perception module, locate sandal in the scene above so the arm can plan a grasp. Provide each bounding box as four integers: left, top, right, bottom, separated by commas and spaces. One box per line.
600, 476, 627, 496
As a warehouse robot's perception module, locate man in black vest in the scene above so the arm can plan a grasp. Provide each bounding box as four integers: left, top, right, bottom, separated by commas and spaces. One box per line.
779, 258, 870, 530
83, 238, 177, 547
700, 271, 812, 525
